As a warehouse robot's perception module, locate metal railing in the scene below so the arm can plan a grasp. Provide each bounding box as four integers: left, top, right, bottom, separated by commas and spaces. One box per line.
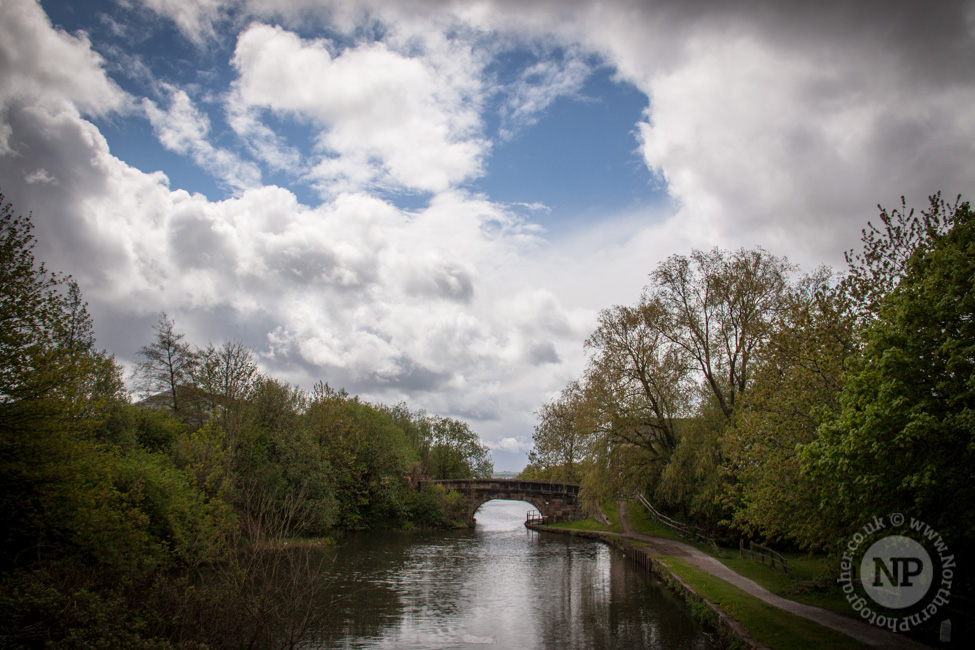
525, 510, 548, 526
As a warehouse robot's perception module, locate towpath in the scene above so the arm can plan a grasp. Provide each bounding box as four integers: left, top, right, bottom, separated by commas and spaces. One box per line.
610, 502, 931, 650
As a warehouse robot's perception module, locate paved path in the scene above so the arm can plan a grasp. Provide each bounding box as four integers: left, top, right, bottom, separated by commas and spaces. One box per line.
613, 502, 931, 650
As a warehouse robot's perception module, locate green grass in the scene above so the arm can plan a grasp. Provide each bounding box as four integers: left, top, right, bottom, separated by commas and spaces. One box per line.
659, 557, 868, 650
549, 500, 624, 533
621, 500, 855, 617
601, 499, 623, 532
717, 554, 852, 616
624, 500, 724, 556
624, 500, 684, 541
550, 518, 613, 532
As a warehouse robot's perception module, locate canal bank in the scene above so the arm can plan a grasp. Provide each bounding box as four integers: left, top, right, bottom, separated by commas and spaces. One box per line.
526, 518, 933, 650
526, 524, 771, 650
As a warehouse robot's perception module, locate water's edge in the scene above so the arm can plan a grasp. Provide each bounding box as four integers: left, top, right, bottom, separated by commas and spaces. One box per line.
526, 524, 769, 650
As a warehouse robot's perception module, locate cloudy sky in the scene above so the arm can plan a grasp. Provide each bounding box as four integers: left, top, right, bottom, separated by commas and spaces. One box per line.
2, 0, 974, 470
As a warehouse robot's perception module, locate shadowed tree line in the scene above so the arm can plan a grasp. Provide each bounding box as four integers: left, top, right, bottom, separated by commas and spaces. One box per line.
0, 192, 492, 648
524, 194, 974, 618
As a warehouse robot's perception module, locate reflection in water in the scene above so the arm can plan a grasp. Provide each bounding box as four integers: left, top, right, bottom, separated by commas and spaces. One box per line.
310, 500, 717, 649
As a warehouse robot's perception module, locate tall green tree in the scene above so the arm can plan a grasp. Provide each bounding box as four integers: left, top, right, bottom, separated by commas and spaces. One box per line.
192, 339, 258, 436
529, 381, 593, 484
726, 269, 855, 547
427, 415, 493, 480
307, 384, 415, 529
0, 194, 120, 563
583, 297, 690, 464
236, 376, 336, 539
842, 193, 957, 323
0, 194, 73, 422
806, 198, 975, 554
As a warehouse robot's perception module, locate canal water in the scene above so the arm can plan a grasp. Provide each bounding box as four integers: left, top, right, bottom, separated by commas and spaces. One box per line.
310, 500, 718, 649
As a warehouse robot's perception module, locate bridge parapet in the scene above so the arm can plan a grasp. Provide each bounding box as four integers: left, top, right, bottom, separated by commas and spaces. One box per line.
419, 478, 583, 523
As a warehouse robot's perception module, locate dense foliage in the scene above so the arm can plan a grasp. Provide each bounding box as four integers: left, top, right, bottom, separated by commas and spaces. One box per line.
0, 193, 492, 649
527, 194, 974, 603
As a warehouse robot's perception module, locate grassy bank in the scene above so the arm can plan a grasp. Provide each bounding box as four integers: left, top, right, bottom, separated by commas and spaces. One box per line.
659, 557, 867, 650
549, 501, 623, 533
622, 501, 852, 616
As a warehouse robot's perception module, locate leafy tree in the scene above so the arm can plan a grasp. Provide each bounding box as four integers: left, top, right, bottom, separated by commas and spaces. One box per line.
306, 385, 414, 529
236, 376, 336, 538
113, 444, 234, 567
725, 269, 855, 547
192, 340, 258, 426
806, 198, 975, 556
0, 194, 127, 565
0, 193, 74, 423
383, 402, 435, 482
529, 381, 593, 483
655, 400, 729, 534
583, 297, 691, 464
194, 341, 257, 404
427, 415, 493, 480
842, 193, 957, 323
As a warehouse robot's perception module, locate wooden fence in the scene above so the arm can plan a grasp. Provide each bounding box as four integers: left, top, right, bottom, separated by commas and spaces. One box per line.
739, 539, 791, 575
635, 494, 717, 549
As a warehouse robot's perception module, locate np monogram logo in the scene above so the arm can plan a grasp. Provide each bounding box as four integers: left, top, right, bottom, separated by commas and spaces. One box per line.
861, 535, 932, 608
837, 514, 953, 632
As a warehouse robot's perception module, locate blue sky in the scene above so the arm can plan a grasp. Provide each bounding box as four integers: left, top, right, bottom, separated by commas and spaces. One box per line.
46, 1, 663, 222
3, 0, 975, 469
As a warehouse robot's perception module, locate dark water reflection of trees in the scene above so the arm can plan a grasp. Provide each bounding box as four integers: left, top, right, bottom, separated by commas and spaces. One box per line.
244, 501, 719, 650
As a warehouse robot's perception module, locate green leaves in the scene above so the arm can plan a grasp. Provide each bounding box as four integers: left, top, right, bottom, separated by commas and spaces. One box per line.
806, 199, 975, 548
535, 245, 794, 535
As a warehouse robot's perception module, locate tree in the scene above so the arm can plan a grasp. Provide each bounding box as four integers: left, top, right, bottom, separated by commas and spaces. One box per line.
428, 416, 493, 480
805, 198, 975, 555
842, 193, 957, 324
0, 193, 121, 563
192, 340, 258, 435
236, 376, 336, 538
0, 194, 71, 420
652, 247, 793, 420
529, 381, 593, 483
306, 385, 417, 529
583, 297, 691, 464
193, 340, 257, 406
726, 268, 855, 547
133, 313, 197, 417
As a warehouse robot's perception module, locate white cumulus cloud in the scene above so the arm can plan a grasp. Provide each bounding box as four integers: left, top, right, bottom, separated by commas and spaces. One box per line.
4, 0, 975, 470
231, 23, 487, 195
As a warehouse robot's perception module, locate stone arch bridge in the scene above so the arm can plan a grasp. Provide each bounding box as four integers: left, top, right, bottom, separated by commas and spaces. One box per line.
420, 478, 583, 523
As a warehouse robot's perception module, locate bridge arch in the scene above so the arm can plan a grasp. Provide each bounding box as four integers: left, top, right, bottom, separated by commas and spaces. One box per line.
420, 479, 583, 523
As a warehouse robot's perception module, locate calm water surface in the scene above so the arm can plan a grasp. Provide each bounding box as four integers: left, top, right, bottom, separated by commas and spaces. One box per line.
312, 500, 717, 649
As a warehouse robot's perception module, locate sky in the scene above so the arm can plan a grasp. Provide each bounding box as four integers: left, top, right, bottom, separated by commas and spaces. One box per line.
2, 0, 974, 471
